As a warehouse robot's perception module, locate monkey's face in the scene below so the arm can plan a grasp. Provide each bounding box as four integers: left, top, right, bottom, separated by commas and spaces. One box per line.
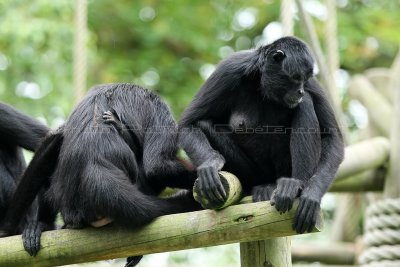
259, 37, 314, 109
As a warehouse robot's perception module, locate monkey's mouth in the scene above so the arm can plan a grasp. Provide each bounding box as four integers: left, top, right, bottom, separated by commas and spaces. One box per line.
284, 96, 303, 109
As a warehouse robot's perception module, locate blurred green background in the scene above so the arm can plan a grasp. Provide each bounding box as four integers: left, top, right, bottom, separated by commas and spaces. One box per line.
0, 0, 399, 266
1, 0, 399, 126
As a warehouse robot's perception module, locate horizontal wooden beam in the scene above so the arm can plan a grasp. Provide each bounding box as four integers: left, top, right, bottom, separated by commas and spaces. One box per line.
330, 169, 384, 192
292, 242, 356, 265
0, 201, 322, 267
335, 137, 389, 182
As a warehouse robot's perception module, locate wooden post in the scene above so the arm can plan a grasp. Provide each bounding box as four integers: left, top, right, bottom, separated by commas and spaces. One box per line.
241, 238, 292, 267
384, 51, 400, 198
348, 75, 392, 137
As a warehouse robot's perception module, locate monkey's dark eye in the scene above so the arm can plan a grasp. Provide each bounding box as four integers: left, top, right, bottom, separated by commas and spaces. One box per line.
272, 50, 286, 62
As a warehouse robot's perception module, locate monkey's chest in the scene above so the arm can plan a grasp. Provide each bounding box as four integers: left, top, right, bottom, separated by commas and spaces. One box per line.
228, 103, 293, 159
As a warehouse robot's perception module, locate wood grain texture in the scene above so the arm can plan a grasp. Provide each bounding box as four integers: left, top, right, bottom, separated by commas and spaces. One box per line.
0, 201, 322, 267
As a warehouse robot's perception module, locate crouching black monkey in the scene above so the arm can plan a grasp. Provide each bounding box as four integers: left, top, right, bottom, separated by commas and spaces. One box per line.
0, 102, 49, 232
179, 36, 344, 234
0, 84, 200, 265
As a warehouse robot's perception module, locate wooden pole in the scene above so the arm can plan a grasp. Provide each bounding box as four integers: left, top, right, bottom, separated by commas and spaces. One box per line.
330, 169, 384, 192
0, 201, 322, 267
241, 238, 292, 267
348, 75, 393, 137
73, 0, 87, 103
292, 242, 356, 265
335, 137, 390, 182
295, 0, 341, 116
281, 0, 294, 36
384, 51, 400, 198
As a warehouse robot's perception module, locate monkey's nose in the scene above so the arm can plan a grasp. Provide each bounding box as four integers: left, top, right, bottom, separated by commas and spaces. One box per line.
297, 88, 305, 96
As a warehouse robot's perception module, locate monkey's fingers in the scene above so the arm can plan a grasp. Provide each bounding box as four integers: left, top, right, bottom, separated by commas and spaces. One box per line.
197, 169, 214, 203
306, 204, 319, 233
22, 222, 42, 256
293, 197, 319, 234
273, 178, 302, 213
211, 168, 227, 201
264, 184, 276, 201
204, 168, 225, 203
251, 186, 263, 202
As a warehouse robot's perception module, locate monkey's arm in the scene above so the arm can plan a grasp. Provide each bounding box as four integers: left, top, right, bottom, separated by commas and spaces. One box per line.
294, 79, 344, 233
0, 103, 49, 151
179, 51, 259, 203
271, 92, 321, 214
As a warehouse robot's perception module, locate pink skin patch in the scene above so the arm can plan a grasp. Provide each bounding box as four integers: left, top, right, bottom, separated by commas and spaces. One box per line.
90, 217, 114, 228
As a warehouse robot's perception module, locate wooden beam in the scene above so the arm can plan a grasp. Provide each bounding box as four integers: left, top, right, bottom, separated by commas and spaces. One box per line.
241, 238, 292, 267
348, 75, 392, 137
330, 169, 385, 192
335, 137, 390, 182
0, 201, 322, 267
292, 242, 355, 265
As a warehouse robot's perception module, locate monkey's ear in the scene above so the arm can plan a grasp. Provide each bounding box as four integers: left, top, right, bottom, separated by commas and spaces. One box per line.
272, 50, 286, 62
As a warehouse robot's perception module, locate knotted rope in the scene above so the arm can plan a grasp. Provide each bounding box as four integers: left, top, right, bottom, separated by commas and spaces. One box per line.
359, 198, 400, 267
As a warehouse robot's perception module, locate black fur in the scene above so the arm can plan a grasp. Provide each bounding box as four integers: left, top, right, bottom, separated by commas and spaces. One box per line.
1, 84, 199, 260
0, 102, 49, 232
179, 36, 344, 233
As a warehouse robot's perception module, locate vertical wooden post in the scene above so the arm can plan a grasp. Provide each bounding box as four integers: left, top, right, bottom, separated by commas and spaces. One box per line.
73, 0, 87, 104
384, 51, 400, 198
240, 238, 292, 267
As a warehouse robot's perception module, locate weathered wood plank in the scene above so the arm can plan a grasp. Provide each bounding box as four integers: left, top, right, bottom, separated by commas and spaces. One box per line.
335, 137, 389, 182
241, 238, 292, 267
0, 201, 322, 267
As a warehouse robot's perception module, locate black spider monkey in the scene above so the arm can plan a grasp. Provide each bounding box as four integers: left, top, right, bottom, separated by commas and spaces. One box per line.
179, 36, 345, 234
0, 102, 49, 232
0, 84, 200, 263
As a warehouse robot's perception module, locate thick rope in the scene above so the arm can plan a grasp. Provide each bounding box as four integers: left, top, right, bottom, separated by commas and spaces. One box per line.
359, 199, 400, 266
359, 245, 400, 264
366, 199, 400, 217
73, 0, 87, 104
366, 214, 400, 230
363, 260, 400, 267
281, 0, 294, 36
365, 229, 400, 247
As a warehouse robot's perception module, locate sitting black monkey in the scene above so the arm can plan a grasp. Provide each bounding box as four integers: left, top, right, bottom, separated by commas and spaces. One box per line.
0, 102, 49, 232
179, 36, 345, 234
0, 84, 199, 264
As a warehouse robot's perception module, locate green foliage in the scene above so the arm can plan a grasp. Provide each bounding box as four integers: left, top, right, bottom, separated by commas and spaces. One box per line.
1, 0, 399, 123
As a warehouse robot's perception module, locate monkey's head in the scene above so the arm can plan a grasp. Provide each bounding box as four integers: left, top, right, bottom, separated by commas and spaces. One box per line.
258, 36, 315, 109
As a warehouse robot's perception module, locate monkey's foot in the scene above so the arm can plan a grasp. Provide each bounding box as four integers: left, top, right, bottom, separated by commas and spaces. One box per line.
271, 177, 302, 213
22, 221, 48, 256
252, 184, 276, 202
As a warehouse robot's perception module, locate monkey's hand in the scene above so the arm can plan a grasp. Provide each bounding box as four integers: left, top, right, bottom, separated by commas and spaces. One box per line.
293, 192, 321, 234
252, 184, 276, 202
271, 177, 302, 213
22, 221, 50, 256
103, 109, 124, 132
196, 155, 227, 205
